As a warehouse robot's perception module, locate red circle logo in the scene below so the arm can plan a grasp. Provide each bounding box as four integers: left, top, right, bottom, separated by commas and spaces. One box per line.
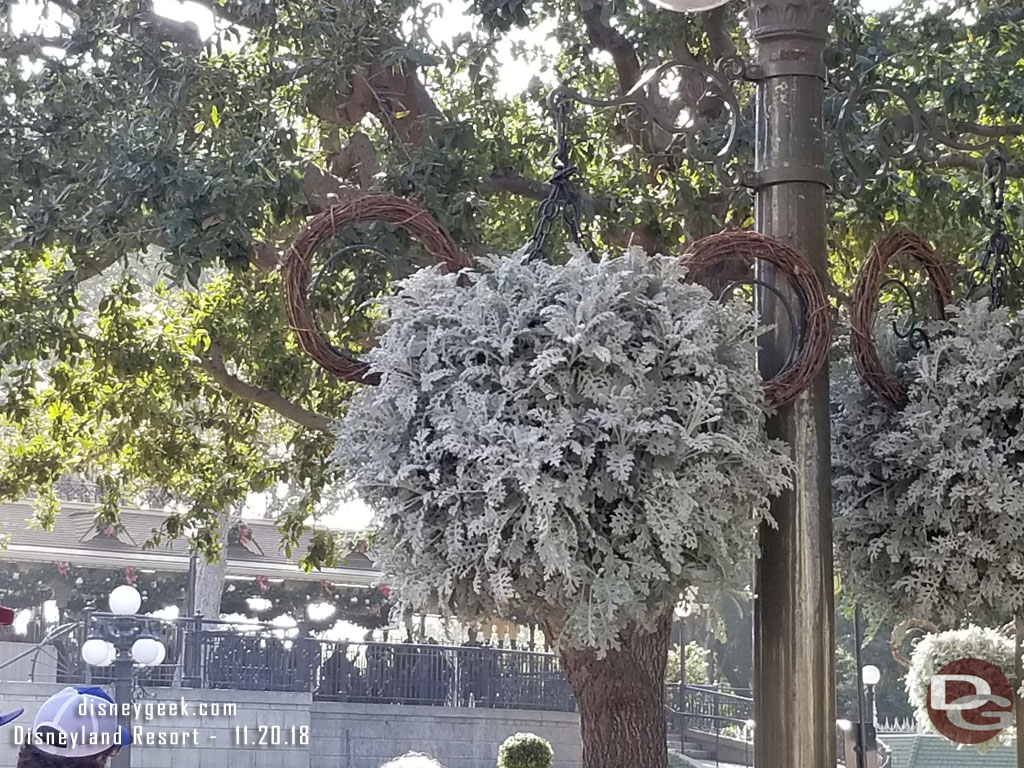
927, 658, 1014, 744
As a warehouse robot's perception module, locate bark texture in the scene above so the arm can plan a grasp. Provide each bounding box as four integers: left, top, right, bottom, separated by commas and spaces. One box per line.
192, 509, 232, 619
555, 611, 673, 768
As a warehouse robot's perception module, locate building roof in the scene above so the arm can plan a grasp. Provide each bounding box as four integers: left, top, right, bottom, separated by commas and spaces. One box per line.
881, 734, 1017, 767
0, 499, 379, 587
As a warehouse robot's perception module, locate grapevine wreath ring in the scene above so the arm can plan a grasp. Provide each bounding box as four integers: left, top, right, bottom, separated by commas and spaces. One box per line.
283, 194, 472, 382
890, 618, 939, 668
849, 230, 954, 407
682, 230, 831, 407
285, 199, 829, 406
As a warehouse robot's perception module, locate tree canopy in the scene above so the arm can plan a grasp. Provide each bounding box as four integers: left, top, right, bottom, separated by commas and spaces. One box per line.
1, 0, 1023, 566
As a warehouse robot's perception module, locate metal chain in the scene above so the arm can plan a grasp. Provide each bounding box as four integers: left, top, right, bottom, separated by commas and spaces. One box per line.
967, 149, 1016, 308
524, 98, 596, 263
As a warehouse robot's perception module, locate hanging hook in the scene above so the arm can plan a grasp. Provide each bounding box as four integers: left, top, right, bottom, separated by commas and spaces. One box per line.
984, 149, 1007, 214
967, 148, 1016, 308
524, 94, 597, 263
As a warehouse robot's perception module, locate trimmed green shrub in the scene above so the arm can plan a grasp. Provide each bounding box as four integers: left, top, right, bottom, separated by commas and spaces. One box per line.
498, 732, 554, 768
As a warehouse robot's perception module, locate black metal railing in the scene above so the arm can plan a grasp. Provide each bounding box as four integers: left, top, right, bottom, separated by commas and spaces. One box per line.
5, 616, 756, 728
313, 640, 575, 710
666, 703, 753, 767
668, 683, 753, 734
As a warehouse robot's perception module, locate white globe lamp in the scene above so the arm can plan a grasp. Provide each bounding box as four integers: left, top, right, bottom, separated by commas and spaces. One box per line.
109, 585, 142, 616
131, 637, 163, 666
647, 0, 729, 12
150, 641, 166, 667
861, 665, 881, 686
81, 638, 111, 666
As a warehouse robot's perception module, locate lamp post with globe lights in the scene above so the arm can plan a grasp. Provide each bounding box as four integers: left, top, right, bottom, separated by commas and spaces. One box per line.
861, 665, 881, 727
81, 585, 167, 768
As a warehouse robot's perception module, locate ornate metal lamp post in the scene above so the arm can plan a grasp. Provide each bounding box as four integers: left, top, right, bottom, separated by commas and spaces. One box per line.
81, 586, 167, 768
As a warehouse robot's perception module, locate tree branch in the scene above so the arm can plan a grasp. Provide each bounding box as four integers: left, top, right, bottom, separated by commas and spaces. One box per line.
703, 6, 736, 62
885, 111, 1024, 140
196, 342, 333, 434
948, 120, 1024, 138
0, 36, 68, 58
578, 0, 641, 93
482, 170, 616, 217
935, 153, 1024, 177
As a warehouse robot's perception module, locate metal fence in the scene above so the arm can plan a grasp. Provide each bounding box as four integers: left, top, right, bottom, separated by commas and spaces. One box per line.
314, 640, 574, 710
668, 683, 753, 734
3, 615, 757, 744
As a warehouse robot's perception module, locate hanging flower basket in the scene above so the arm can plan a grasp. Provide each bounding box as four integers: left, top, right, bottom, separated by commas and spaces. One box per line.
330, 246, 793, 651
834, 231, 1024, 625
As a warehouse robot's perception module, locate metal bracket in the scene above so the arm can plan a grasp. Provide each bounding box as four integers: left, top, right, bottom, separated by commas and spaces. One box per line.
754, 166, 833, 189
746, 59, 826, 81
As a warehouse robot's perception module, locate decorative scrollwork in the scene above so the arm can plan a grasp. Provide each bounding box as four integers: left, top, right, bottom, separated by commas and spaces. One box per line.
547, 57, 752, 189
850, 231, 954, 407
682, 230, 831, 407
283, 194, 472, 382
890, 618, 939, 668
877, 278, 930, 352
832, 68, 1002, 197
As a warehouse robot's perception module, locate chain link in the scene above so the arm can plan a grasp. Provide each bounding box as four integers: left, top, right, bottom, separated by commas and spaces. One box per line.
967, 149, 1017, 309
524, 98, 596, 263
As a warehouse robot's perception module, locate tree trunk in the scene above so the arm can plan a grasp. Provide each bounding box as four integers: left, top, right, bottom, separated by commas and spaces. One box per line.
555, 611, 673, 768
192, 509, 232, 620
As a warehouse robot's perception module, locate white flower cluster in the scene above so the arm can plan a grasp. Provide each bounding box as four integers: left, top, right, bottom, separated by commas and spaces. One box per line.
834, 300, 1024, 626
905, 625, 1015, 747
331, 248, 792, 651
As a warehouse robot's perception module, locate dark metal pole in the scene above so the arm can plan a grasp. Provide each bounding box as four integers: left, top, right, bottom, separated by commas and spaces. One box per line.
748, 2, 836, 768
113, 653, 133, 768
853, 606, 867, 768
185, 553, 198, 616
1015, 616, 1024, 768
677, 614, 688, 752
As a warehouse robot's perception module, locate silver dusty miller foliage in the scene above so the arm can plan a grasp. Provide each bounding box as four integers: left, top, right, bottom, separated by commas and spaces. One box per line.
834, 300, 1024, 627
330, 247, 792, 652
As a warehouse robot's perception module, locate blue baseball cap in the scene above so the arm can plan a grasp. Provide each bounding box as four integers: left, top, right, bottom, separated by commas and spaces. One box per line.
0, 708, 23, 727
31, 686, 132, 757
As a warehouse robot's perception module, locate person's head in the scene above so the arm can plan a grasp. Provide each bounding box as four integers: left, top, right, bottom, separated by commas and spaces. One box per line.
379, 752, 446, 768
466, 627, 478, 643
17, 686, 132, 768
